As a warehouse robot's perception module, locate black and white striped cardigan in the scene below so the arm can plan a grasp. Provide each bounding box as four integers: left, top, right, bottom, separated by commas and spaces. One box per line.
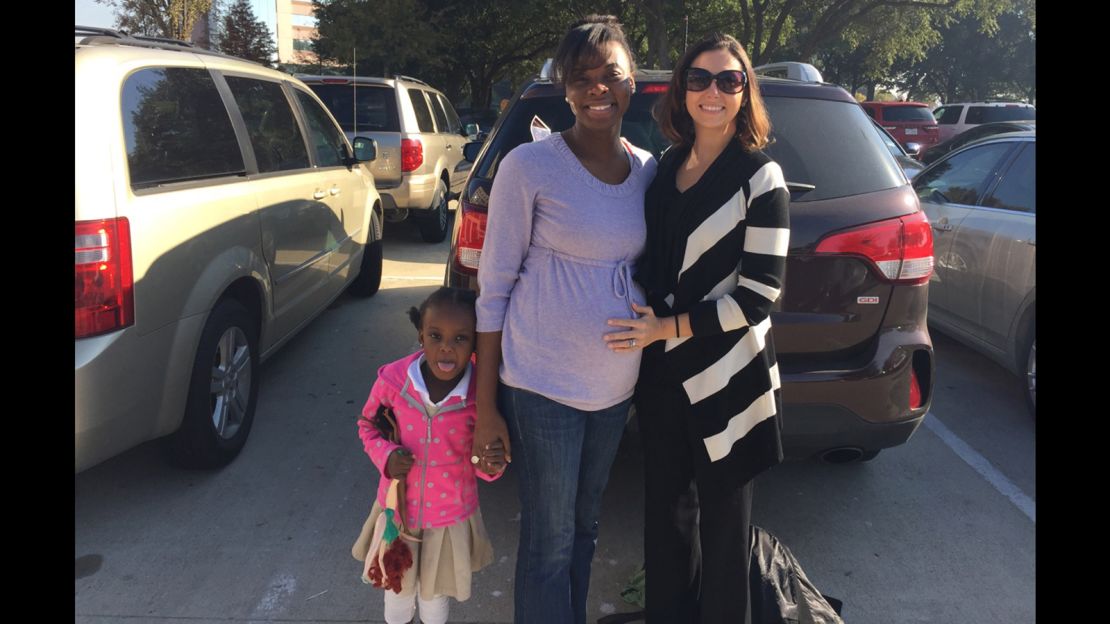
636, 139, 790, 489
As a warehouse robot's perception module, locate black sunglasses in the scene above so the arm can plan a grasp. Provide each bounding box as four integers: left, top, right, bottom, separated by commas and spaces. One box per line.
684, 68, 748, 94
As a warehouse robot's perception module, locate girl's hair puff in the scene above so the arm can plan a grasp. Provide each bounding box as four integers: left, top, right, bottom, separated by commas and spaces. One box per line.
407, 287, 478, 331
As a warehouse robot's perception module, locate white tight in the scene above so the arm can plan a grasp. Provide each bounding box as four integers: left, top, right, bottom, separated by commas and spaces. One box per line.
383, 581, 450, 624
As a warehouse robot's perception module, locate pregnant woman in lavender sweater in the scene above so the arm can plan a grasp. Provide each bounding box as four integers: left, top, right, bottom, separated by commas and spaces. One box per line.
471, 15, 657, 624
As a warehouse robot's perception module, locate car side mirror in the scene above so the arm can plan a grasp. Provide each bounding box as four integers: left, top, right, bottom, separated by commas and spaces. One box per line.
464, 123, 480, 139
463, 141, 483, 163
904, 142, 923, 157
351, 136, 377, 162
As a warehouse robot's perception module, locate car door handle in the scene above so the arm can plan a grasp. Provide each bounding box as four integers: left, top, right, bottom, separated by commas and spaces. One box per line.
932, 223, 953, 232
313, 190, 326, 200
329, 186, 341, 196
447, 144, 454, 150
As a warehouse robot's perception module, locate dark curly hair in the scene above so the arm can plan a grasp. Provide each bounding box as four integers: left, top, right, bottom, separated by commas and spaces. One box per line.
551, 14, 637, 87
407, 287, 477, 331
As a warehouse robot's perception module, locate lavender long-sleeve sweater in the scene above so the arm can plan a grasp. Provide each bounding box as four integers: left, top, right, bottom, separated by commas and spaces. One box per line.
476, 133, 657, 411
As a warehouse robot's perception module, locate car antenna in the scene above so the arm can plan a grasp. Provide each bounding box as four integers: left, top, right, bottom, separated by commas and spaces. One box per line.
352, 47, 358, 135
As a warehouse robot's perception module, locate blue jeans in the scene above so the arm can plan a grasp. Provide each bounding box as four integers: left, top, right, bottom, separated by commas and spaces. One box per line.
498, 383, 631, 624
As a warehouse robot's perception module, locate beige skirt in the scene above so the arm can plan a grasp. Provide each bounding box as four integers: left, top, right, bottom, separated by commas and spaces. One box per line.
352, 502, 494, 601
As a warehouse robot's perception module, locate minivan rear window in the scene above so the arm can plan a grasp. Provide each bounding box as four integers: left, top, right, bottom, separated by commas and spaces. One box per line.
121, 67, 244, 189
307, 84, 400, 133
966, 105, 1036, 124
882, 106, 935, 122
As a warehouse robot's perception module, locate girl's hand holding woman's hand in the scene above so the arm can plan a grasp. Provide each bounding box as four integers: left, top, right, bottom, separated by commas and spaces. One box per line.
605, 303, 666, 352
473, 406, 512, 472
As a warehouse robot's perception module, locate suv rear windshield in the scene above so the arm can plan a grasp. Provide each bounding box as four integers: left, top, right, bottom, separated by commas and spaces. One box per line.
882, 106, 936, 122
479, 87, 904, 203
759, 97, 905, 201
966, 105, 1036, 124
307, 84, 400, 132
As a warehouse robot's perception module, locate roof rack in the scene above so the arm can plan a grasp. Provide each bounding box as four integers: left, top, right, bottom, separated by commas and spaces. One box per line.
75, 25, 267, 66
392, 74, 430, 87
753, 61, 824, 83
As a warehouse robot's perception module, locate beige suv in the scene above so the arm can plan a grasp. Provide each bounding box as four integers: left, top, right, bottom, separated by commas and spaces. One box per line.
75, 27, 385, 472
298, 75, 471, 242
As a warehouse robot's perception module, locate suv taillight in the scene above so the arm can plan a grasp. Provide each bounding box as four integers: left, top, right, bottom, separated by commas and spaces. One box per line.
814, 212, 934, 284
454, 189, 489, 275
401, 138, 423, 172
75, 218, 134, 339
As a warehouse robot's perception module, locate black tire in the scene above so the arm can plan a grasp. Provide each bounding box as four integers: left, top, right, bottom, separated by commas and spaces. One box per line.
418, 178, 449, 243
348, 238, 383, 297
166, 299, 259, 468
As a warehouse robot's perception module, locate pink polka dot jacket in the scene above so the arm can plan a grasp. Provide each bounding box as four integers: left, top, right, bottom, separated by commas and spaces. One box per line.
359, 351, 501, 530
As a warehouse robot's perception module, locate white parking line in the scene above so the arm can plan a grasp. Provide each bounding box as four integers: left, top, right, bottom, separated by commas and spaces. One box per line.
924, 413, 1036, 523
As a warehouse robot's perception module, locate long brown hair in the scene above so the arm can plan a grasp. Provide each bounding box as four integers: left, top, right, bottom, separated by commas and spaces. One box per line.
656, 33, 771, 151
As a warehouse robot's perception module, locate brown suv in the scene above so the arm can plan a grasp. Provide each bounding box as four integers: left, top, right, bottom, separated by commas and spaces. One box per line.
446, 69, 935, 462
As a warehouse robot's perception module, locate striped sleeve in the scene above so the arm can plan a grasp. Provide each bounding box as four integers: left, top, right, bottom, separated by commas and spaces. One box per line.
476, 147, 538, 333
688, 161, 790, 336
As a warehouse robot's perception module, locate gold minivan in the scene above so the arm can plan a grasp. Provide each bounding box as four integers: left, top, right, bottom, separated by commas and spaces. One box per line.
75, 27, 385, 472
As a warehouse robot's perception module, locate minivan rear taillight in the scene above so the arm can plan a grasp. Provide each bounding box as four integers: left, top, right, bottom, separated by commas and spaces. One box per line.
401, 138, 424, 172
815, 212, 934, 284
75, 218, 134, 339
455, 189, 489, 275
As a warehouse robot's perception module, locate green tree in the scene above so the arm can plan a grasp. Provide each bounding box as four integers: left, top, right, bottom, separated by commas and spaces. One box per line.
216, 0, 275, 66
313, 0, 439, 76
97, 0, 213, 41
891, 0, 1034, 102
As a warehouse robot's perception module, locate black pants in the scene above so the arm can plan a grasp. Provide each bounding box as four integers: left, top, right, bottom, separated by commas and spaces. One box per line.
636, 379, 753, 624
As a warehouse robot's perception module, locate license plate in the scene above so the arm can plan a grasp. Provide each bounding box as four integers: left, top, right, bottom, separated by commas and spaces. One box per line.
905, 128, 918, 135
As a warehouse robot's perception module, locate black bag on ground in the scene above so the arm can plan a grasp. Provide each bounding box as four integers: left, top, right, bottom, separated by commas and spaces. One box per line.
602, 525, 844, 624
748, 525, 844, 623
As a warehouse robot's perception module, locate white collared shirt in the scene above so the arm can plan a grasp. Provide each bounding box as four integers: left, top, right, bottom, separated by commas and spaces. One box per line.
406, 354, 472, 414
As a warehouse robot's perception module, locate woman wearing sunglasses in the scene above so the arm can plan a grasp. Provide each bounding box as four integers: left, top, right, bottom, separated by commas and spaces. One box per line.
605, 32, 790, 622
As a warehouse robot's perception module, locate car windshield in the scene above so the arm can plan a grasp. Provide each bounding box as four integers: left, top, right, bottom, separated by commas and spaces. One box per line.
882, 106, 936, 122
306, 84, 401, 133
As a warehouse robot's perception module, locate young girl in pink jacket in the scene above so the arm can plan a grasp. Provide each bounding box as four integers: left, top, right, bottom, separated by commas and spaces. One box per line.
353, 287, 506, 624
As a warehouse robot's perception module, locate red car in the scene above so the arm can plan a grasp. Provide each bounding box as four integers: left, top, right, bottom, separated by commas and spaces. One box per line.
861, 101, 940, 154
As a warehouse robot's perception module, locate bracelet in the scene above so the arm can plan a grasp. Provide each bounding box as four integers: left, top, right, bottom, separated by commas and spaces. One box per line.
674, 315, 680, 338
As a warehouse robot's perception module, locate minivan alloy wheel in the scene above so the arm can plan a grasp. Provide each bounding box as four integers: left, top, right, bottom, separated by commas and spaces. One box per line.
210, 326, 252, 440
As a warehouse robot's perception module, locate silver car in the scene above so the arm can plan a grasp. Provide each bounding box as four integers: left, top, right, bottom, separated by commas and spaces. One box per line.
76, 27, 385, 472
298, 75, 471, 243
913, 131, 1036, 411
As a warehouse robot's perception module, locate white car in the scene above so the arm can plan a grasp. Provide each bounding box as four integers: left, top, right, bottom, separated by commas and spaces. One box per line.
76, 26, 385, 472
932, 101, 1036, 142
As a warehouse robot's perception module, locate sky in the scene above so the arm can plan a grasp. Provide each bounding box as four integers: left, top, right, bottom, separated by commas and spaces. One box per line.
75, 0, 280, 41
